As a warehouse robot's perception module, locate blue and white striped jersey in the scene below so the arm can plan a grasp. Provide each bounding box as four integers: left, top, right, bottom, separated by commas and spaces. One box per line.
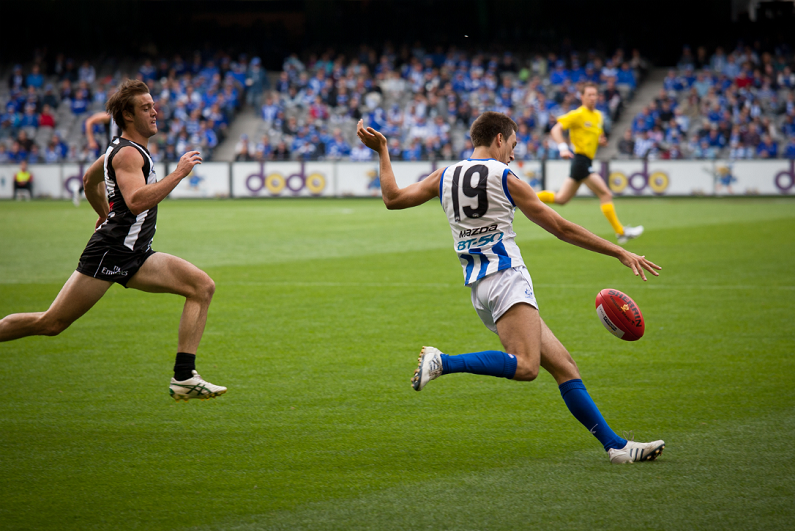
439, 158, 526, 285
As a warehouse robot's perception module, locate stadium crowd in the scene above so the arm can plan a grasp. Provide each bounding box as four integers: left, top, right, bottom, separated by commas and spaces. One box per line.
8, 40, 795, 165
620, 43, 795, 160
0, 51, 260, 163
237, 43, 645, 162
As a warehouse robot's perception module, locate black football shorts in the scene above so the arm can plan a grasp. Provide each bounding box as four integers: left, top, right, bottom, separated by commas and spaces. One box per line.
76, 239, 155, 287
570, 154, 594, 181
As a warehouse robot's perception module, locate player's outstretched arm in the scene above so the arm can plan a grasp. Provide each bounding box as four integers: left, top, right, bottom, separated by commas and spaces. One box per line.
356, 119, 439, 209
83, 155, 109, 228
507, 176, 661, 280
115, 148, 202, 215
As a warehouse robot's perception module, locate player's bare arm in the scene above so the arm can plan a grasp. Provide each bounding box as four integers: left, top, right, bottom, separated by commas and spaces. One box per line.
85, 111, 110, 150
549, 123, 574, 159
114, 148, 202, 215
82, 154, 109, 228
599, 135, 608, 147
357, 119, 439, 209
507, 176, 660, 280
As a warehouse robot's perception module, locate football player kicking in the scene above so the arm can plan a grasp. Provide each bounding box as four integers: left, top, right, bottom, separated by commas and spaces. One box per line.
0, 79, 226, 402
357, 112, 664, 464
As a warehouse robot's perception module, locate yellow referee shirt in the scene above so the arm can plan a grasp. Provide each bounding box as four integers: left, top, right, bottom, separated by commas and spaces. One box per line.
556, 106, 603, 159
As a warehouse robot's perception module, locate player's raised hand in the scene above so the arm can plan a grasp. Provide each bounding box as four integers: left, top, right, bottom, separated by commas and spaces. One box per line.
175, 151, 202, 178
618, 251, 661, 281
357, 120, 388, 153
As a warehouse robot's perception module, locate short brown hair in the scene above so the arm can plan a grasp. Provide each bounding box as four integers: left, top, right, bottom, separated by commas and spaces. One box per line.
106, 79, 150, 131
470, 111, 518, 147
582, 81, 599, 93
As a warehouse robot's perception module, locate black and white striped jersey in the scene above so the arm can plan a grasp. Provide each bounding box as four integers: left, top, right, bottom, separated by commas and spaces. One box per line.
107, 117, 121, 146
95, 137, 158, 252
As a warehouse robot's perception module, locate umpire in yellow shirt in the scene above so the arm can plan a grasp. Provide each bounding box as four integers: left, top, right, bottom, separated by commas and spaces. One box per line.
537, 82, 643, 244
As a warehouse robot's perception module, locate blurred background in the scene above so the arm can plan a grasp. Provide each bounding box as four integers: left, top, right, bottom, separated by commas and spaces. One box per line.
2, 0, 795, 165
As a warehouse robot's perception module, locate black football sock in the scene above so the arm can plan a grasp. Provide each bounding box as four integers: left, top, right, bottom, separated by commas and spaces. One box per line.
174, 352, 196, 381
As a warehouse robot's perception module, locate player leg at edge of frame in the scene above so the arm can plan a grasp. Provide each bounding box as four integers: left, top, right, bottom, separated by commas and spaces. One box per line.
124, 252, 227, 402
412, 297, 663, 464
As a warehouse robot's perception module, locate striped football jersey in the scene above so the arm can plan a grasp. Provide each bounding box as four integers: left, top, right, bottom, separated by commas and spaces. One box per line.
439, 158, 526, 285
96, 137, 158, 252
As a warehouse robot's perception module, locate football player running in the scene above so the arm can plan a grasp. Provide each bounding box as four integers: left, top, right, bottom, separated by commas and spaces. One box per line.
0, 80, 226, 402
357, 112, 664, 463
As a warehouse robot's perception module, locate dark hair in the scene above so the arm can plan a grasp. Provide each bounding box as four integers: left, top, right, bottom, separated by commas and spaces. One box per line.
106, 79, 150, 132
470, 111, 518, 147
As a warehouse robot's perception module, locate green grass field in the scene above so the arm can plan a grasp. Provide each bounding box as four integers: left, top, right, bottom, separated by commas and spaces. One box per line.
1, 197, 794, 531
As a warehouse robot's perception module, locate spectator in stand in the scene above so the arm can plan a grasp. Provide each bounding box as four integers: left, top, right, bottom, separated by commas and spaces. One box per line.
618, 129, 635, 157
62, 58, 78, 82
70, 87, 90, 115
616, 62, 636, 91
633, 130, 654, 158
784, 137, 795, 159
17, 130, 34, 153
234, 134, 252, 161
256, 135, 272, 160
388, 137, 403, 160
0, 144, 9, 163
756, 134, 778, 158
694, 138, 717, 159
43, 141, 60, 163
272, 140, 290, 161
706, 128, 726, 150
402, 137, 423, 161
26, 65, 44, 90
246, 57, 268, 108
164, 143, 179, 162
350, 142, 373, 161
42, 84, 59, 110
78, 61, 96, 84
38, 104, 55, 128
50, 133, 68, 159
325, 129, 351, 159
28, 144, 43, 163
19, 104, 39, 128
8, 65, 25, 91
710, 47, 728, 73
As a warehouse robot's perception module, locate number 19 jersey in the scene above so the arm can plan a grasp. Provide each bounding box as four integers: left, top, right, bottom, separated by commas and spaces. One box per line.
439, 158, 526, 285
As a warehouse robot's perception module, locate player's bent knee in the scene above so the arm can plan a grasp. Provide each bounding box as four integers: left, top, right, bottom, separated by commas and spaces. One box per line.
41, 317, 71, 336
190, 273, 215, 303
513, 361, 540, 382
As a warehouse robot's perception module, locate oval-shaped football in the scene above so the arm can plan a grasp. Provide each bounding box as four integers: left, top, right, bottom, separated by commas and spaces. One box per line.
595, 289, 645, 341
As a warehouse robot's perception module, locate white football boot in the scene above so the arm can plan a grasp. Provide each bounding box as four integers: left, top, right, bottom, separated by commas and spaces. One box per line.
170, 370, 227, 401
608, 437, 665, 464
617, 225, 644, 245
412, 346, 444, 391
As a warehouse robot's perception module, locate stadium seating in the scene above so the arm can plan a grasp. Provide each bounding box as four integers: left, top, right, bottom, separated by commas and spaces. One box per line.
622, 44, 795, 160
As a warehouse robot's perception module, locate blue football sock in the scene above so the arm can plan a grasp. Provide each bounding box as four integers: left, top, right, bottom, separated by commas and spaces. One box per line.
559, 379, 626, 451
440, 351, 517, 379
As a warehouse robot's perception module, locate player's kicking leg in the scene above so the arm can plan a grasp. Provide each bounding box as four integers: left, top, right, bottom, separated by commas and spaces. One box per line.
583, 174, 643, 245
534, 311, 664, 463
0, 271, 111, 341
413, 302, 664, 463
126, 252, 226, 401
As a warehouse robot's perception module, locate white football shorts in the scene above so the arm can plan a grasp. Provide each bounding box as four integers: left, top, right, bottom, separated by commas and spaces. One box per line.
469, 265, 538, 334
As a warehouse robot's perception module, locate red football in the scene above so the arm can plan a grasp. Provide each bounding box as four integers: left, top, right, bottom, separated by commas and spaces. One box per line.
595, 289, 645, 341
